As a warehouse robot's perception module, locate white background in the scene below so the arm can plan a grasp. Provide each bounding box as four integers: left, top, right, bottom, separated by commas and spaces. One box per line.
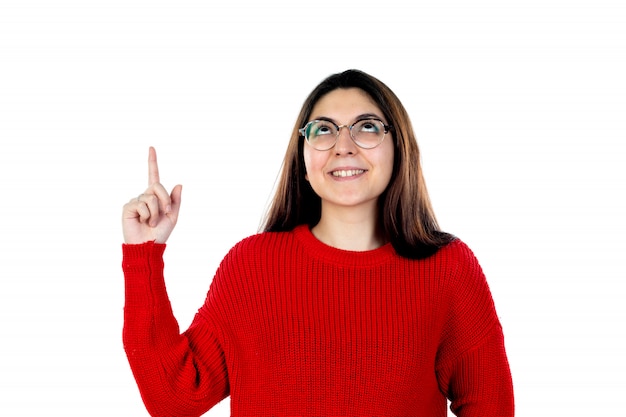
1, 0, 624, 416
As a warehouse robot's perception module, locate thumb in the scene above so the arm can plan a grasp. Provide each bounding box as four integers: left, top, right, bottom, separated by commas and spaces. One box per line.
169, 184, 183, 218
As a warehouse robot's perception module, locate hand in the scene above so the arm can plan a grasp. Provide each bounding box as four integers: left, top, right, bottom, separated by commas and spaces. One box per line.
122, 147, 182, 244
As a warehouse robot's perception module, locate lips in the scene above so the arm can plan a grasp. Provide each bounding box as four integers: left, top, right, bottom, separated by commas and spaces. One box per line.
330, 169, 366, 178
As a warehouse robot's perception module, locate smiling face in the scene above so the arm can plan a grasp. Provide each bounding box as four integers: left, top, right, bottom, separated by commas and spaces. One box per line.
303, 87, 395, 216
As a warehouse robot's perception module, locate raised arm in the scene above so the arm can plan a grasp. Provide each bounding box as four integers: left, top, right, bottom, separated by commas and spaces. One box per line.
121, 148, 229, 416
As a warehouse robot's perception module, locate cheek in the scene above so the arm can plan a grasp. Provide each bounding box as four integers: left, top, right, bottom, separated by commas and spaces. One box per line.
379, 145, 395, 186
303, 147, 311, 179
303, 146, 321, 177
379, 140, 394, 166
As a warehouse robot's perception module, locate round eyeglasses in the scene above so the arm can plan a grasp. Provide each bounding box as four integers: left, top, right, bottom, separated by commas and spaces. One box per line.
298, 118, 393, 151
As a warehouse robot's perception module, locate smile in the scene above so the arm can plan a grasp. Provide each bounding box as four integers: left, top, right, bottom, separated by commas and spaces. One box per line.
331, 169, 366, 178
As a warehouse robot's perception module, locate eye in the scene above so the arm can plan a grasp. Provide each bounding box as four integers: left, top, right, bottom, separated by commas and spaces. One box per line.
356, 120, 381, 133
311, 121, 336, 137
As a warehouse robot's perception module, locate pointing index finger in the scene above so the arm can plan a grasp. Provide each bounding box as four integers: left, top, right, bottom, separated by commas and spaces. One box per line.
148, 146, 160, 186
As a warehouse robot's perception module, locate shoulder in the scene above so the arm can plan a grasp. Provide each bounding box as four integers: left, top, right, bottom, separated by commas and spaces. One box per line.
437, 237, 481, 267
208, 230, 297, 294
227, 230, 296, 256
404, 236, 483, 276
430, 237, 491, 293
218, 229, 299, 270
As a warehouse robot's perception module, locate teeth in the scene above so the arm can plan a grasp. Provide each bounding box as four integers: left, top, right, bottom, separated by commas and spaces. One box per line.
331, 169, 365, 177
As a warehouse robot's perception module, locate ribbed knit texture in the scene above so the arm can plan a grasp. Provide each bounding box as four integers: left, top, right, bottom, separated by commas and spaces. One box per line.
123, 225, 514, 416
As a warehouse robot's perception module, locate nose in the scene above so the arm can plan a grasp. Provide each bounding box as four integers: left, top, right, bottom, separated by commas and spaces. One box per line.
334, 125, 358, 155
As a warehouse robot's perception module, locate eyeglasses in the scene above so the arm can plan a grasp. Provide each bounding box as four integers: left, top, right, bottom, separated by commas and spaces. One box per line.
298, 118, 392, 151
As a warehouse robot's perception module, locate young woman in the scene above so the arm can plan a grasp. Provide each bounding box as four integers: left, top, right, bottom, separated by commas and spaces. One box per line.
122, 69, 514, 416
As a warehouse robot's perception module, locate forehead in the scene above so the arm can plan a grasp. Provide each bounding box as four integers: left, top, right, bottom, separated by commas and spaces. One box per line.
311, 88, 382, 120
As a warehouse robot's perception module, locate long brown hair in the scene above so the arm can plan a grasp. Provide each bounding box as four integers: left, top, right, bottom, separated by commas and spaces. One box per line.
261, 69, 454, 259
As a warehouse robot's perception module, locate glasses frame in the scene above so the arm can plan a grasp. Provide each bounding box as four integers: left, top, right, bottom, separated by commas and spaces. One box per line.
299, 118, 393, 151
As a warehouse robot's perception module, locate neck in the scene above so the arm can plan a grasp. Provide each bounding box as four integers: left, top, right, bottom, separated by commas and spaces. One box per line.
312, 203, 385, 251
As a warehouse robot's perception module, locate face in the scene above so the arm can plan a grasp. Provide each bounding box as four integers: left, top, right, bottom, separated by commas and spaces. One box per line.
303, 88, 394, 214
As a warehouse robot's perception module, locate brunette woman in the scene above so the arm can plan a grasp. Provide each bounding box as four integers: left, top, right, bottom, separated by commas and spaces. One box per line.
122, 69, 514, 416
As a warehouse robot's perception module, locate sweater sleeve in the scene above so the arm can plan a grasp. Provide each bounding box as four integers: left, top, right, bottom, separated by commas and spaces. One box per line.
122, 242, 229, 417
435, 241, 514, 417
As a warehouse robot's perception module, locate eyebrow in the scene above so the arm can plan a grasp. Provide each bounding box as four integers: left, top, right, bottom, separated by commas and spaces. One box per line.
312, 113, 385, 124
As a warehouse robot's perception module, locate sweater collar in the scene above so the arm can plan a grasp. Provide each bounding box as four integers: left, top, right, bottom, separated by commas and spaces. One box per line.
292, 224, 396, 267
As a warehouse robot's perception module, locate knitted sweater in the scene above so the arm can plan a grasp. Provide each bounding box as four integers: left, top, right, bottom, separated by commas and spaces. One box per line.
122, 225, 514, 416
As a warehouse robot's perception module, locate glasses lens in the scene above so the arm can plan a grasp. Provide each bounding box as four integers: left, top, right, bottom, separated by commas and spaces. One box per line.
305, 120, 337, 150
352, 119, 385, 149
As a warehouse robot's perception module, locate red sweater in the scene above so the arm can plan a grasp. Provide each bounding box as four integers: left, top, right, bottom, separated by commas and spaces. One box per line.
123, 225, 514, 416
